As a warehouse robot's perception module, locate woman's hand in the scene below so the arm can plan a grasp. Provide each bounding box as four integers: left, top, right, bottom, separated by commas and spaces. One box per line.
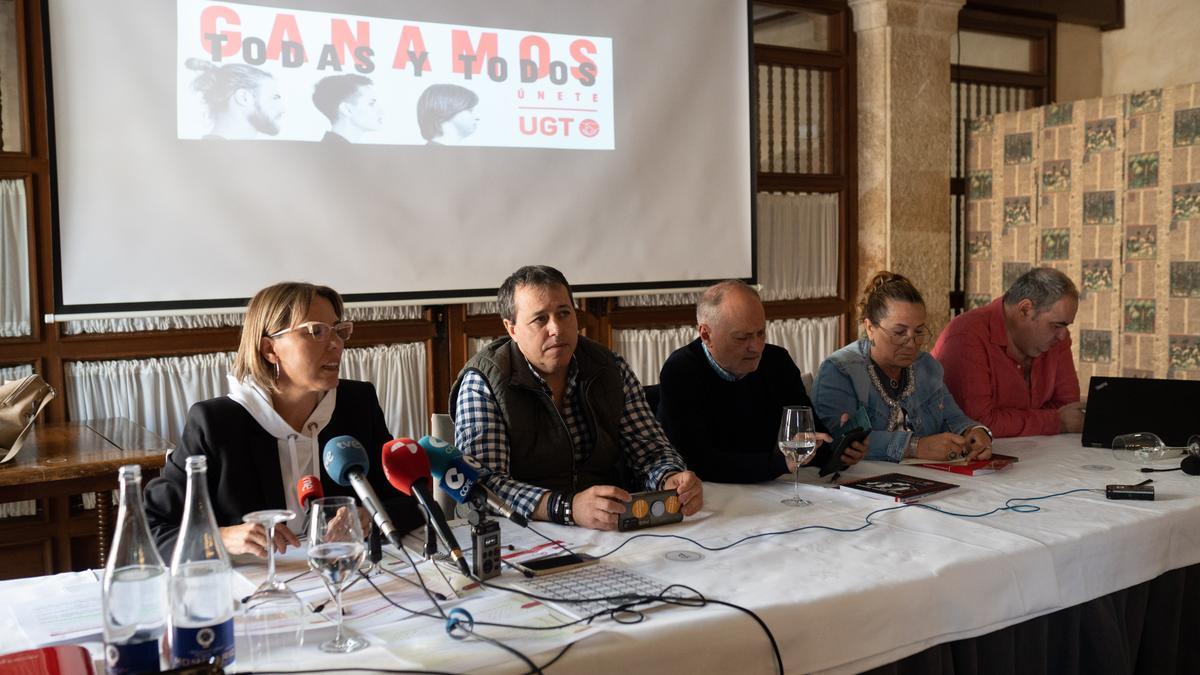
916, 433, 967, 461
964, 427, 993, 460
219, 522, 298, 557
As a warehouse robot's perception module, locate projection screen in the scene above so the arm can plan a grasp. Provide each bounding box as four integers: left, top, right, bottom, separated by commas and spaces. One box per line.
47, 0, 755, 314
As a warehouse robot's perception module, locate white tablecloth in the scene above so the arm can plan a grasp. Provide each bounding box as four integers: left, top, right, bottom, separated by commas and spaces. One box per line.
3, 434, 1199, 674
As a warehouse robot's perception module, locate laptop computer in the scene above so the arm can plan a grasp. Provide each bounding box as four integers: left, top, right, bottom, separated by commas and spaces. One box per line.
1081, 376, 1200, 448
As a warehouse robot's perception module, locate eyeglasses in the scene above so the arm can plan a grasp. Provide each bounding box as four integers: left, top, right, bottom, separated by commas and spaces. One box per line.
873, 323, 929, 347
268, 321, 353, 343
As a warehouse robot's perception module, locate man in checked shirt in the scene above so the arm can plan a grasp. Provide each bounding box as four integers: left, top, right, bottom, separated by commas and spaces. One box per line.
450, 265, 704, 530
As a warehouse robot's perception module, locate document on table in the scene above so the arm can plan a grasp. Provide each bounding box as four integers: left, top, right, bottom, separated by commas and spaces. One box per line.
7, 571, 103, 646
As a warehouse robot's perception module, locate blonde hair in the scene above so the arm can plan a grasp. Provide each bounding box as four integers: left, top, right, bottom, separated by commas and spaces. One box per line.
857, 271, 924, 325
233, 282, 344, 392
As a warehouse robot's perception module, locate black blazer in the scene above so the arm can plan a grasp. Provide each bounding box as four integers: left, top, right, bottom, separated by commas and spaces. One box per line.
144, 379, 423, 558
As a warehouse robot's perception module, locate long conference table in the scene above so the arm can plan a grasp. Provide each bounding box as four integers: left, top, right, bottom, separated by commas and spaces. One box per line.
2, 433, 1199, 673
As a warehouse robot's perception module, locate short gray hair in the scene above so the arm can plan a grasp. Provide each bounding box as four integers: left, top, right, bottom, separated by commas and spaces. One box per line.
1002, 267, 1079, 313
696, 280, 759, 326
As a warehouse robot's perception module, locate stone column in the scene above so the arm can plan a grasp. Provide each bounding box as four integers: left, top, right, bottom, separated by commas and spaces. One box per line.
849, 0, 964, 333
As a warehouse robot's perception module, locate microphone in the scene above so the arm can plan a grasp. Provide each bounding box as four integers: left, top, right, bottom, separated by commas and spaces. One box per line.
1140, 455, 1200, 474
417, 435, 528, 528
1184, 455, 1200, 475
296, 474, 324, 510
382, 438, 471, 575
321, 435, 405, 549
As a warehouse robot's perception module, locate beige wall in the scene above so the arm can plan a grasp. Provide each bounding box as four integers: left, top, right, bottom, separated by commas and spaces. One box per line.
1101, 0, 1200, 96
951, 29, 1033, 71
1056, 22, 1102, 103
0, 0, 20, 152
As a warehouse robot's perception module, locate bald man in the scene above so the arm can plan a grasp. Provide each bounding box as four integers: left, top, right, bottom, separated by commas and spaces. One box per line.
655, 281, 865, 483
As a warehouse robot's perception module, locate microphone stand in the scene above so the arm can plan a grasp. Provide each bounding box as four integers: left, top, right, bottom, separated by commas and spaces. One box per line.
424, 522, 439, 558
467, 494, 501, 580
367, 524, 382, 576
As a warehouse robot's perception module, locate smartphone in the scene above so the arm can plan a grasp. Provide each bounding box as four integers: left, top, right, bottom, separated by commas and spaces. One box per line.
511, 552, 598, 577
823, 427, 867, 473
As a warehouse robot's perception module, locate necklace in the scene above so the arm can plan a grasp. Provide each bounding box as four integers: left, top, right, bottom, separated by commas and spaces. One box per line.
867, 358, 916, 431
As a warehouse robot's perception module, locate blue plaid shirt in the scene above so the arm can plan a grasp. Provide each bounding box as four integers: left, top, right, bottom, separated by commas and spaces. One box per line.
453, 353, 686, 518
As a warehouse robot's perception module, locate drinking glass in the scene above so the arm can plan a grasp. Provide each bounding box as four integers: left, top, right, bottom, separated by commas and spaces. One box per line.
779, 406, 818, 507
1187, 435, 1200, 458
241, 510, 305, 666
1112, 432, 1169, 464
307, 497, 368, 653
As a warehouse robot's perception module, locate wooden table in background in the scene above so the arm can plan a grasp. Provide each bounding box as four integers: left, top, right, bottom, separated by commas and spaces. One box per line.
0, 419, 171, 580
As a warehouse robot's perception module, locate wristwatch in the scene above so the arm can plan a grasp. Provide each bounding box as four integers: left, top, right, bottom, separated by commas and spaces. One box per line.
904, 435, 920, 459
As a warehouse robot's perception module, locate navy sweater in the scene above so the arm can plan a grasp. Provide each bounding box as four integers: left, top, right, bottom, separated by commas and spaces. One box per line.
656, 338, 828, 483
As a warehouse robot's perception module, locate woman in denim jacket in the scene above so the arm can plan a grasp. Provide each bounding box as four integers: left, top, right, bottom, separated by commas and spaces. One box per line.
814, 272, 994, 463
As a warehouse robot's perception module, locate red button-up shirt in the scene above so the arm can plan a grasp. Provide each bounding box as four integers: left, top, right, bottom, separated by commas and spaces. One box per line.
932, 298, 1080, 437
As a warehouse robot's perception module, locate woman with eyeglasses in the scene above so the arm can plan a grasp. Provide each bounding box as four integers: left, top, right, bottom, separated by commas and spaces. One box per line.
145, 282, 422, 558
812, 272, 993, 463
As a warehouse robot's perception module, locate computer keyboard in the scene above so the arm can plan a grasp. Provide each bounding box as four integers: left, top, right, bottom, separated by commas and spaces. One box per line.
515, 563, 666, 620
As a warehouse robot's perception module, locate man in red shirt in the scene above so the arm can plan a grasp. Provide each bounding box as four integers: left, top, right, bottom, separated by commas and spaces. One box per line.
932, 268, 1084, 437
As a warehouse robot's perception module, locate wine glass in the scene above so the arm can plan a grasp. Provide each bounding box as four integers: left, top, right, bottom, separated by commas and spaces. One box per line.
241, 510, 305, 666
779, 406, 818, 507
1112, 432, 1169, 465
307, 496, 368, 653
1187, 435, 1200, 457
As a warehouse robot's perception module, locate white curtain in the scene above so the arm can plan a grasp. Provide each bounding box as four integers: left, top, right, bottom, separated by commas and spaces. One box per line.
467, 336, 503, 359
612, 326, 697, 385
0, 363, 34, 382
468, 301, 501, 316
340, 343, 427, 440
64, 344, 427, 445
766, 316, 841, 377
0, 180, 30, 337
66, 352, 235, 443
609, 316, 841, 388
619, 192, 838, 306
757, 192, 838, 301
62, 303, 424, 335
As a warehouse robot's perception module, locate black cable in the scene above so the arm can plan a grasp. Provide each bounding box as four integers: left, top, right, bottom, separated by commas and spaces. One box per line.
248, 662, 458, 667
446, 612, 544, 672
538, 642, 575, 671
347, 487, 1093, 675
363, 569, 783, 675
372, 547, 545, 673
589, 487, 1097, 560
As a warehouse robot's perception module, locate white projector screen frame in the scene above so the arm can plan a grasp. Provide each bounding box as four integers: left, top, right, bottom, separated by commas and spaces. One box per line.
46, 0, 757, 316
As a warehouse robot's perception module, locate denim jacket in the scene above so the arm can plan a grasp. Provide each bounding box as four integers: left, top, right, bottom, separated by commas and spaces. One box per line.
813, 339, 979, 462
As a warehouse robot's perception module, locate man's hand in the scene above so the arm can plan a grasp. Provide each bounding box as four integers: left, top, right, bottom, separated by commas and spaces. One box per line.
662, 471, 704, 516
840, 439, 867, 466
1058, 401, 1085, 434
787, 433, 833, 472
571, 485, 631, 531
219, 522, 298, 558
916, 433, 967, 460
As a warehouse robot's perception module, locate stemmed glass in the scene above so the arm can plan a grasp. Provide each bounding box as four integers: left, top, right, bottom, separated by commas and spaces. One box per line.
1112, 432, 1170, 464
779, 406, 818, 507
307, 496, 368, 653
241, 509, 306, 666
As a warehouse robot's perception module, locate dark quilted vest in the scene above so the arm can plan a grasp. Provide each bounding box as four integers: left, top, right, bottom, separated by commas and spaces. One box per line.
449, 336, 627, 493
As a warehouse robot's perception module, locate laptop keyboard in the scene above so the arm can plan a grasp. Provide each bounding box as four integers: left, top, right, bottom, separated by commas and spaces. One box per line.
514, 564, 666, 619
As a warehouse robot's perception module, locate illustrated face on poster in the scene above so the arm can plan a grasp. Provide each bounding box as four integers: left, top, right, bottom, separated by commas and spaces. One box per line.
177, 0, 616, 149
